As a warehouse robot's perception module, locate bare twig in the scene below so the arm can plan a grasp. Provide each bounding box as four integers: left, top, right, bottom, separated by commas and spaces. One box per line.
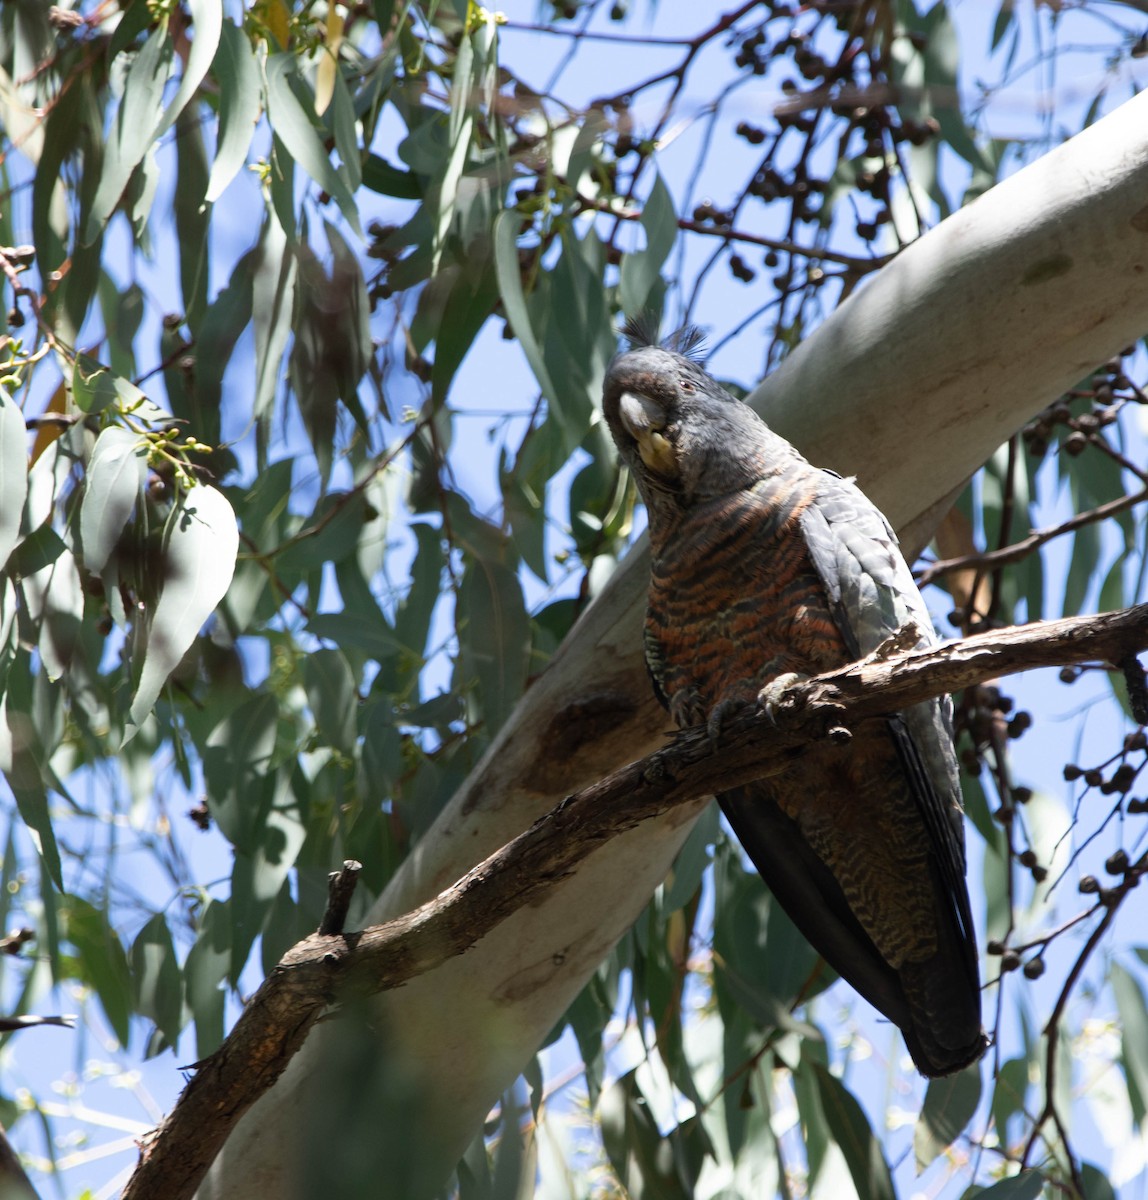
318, 861, 363, 938
121, 604, 1148, 1200
917, 486, 1148, 587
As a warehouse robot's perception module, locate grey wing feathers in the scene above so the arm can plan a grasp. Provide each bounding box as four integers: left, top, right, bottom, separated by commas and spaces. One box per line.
798, 472, 970, 873
798, 473, 929, 658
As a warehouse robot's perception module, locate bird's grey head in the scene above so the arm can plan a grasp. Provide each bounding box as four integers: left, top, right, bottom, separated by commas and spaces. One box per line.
601, 328, 777, 516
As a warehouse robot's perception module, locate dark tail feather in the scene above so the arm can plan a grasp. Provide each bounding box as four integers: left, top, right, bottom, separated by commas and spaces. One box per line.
718, 784, 987, 1077
899, 943, 988, 1077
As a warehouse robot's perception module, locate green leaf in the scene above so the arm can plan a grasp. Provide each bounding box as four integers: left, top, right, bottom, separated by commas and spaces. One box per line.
22, 542, 84, 681
812, 1064, 895, 1200
432, 25, 475, 274
394, 522, 443, 657
206, 18, 262, 203
599, 1070, 699, 1200
1063, 519, 1100, 617
193, 249, 256, 442
430, 255, 499, 406
81, 427, 147, 573
130, 485, 239, 730
86, 26, 174, 243
502, 468, 547, 582
127, 141, 163, 238
174, 108, 211, 331
155, 0, 222, 141
0, 691, 63, 889
0, 393, 28, 569
308, 612, 402, 665
990, 3, 1015, 50
493, 211, 580, 452
456, 556, 530, 737
328, 65, 361, 193
794, 1041, 831, 1188
991, 1057, 1030, 1144
261, 880, 301, 975
914, 1064, 981, 1170
203, 693, 279, 850
185, 899, 231, 1058
1081, 1161, 1117, 1200
663, 801, 719, 912
288, 229, 372, 475
971, 1172, 1044, 1199
251, 216, 297, 431
98, 275, 146, 378
620, 173, 677, 316
8, 528, 63, 583
63, 896, 133, 1047
131, 912, 183, 1047
360, 702, 403, 798
71, 355, 156, 418
399, 692, 462, 729
269, 131, 297, 238
304, 648, 358, 753
278, 492, 370, 572
921, 6, 986, 171
230, 770, 305, 981
1112, 962, 1148, 1121
264, 53, 361, 235
70, 357, 120, 415
362, 154, 421, 199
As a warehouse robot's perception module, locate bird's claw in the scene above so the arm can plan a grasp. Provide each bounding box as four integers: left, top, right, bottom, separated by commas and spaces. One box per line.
757, 672, 810, 724
706, 698, 742, 744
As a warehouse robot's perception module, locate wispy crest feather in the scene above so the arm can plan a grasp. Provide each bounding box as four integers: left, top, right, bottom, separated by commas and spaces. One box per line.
620, 315, 707, 361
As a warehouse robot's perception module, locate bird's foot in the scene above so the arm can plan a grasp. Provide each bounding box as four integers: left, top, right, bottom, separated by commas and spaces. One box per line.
705, 697, 743, 744
757, 672, 810, 724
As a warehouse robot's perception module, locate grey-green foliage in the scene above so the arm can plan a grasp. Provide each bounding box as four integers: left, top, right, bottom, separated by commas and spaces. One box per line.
0, 1, 1146, 1196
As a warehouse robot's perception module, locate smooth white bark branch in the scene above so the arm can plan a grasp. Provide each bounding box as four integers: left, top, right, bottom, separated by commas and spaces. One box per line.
201, 90, 1148, 1199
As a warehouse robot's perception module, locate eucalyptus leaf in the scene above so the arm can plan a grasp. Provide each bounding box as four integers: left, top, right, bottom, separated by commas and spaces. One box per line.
0, 687, 63, 889
456, 555, 530, 737
812, 1064, 896, 1200
81, 426, 147, 573
1112, 962, 1148, 1122
184, 899, 231, 1059
63, 896, 133, 1046
86, 26, 173, 242
206, 18, 262, 203
156, 0, 222, 141
304, 648, 358, 754
129, 486, 239, 730
620, 173, 677, 317
264, 53, 361, 235
0, 394, 27, 569
131, 912, 184, 1047
971, 1172, 1045, 1199
914, 1064, 982, 1170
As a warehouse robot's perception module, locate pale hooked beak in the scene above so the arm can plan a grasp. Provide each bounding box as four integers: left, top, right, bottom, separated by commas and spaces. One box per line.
618, 392, 676, 476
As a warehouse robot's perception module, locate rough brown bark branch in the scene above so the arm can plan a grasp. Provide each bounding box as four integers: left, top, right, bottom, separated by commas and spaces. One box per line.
127, 603, 1148, 1200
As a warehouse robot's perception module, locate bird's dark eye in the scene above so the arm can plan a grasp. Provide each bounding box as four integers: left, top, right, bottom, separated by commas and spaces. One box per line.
679, 378, 695, 394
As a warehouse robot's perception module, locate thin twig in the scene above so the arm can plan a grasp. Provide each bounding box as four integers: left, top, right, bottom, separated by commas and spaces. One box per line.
318, 861, 363, 938
917, 486, 1148, 587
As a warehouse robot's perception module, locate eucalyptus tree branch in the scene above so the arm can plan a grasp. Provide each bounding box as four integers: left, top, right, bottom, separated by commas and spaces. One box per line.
132, 604, 1148, 1200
